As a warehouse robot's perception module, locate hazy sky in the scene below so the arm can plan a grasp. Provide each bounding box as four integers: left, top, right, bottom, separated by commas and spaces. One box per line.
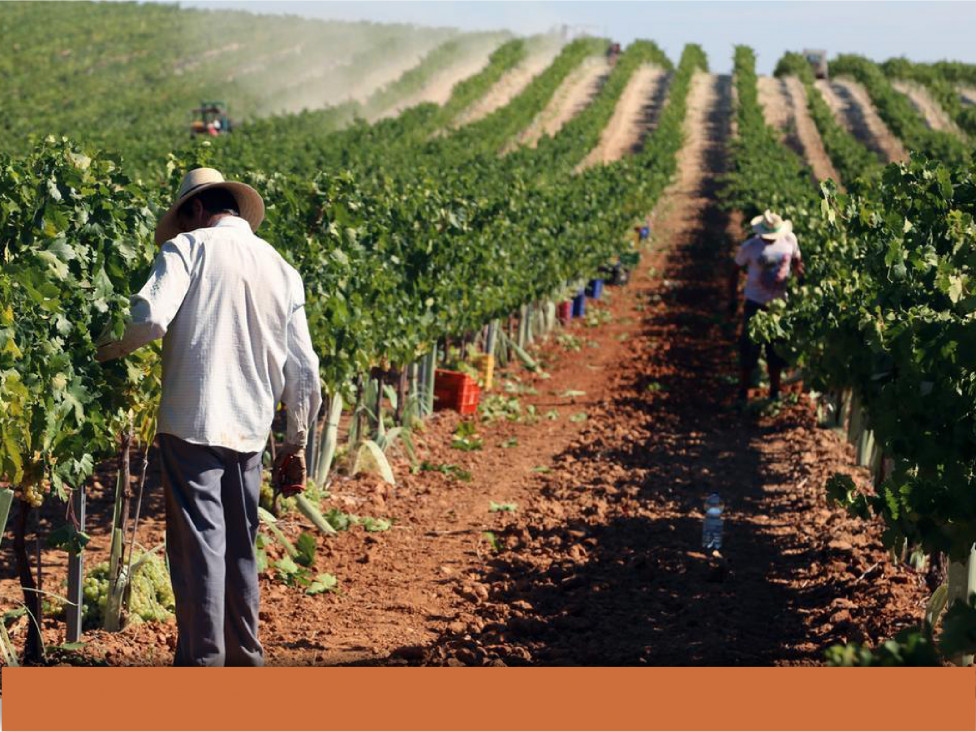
179, 1, 976, 74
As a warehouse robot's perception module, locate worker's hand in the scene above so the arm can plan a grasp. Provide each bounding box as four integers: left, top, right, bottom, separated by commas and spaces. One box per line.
93, 323, 119, 363
794, 258, 806, 283
274, 445, 306, 498
95, 343, 120, 363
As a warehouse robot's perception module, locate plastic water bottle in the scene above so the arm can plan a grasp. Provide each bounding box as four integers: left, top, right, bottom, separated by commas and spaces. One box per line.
702, 493, 724, 551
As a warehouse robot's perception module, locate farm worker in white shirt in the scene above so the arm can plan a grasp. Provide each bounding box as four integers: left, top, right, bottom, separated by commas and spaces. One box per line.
97, 168, 322, 666
730, 210, 804, 405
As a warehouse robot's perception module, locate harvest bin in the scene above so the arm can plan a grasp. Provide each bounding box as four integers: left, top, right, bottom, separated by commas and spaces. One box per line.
571, 290, 587, 319
586, 278, 604, 300
557, 301, 573, 325
433, 369, 480, 415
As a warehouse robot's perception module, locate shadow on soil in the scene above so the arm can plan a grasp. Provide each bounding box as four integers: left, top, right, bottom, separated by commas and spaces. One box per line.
830, 82, 889, 162
379, 74, 829, 666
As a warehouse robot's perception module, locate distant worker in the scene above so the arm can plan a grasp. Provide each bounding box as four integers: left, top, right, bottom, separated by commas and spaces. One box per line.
97, 168, 322, 666
730, 210, 804, 404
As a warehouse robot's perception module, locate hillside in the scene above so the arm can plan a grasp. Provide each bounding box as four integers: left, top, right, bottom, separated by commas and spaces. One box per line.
0, 1, 494, 165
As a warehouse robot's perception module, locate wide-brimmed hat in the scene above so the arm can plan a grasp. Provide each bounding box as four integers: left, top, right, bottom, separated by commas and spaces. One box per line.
750, 210, 793, 241
154, 167, 264, 245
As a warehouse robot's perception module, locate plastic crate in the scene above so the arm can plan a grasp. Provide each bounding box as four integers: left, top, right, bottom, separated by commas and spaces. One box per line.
586, 278, 604, 300
556, 300, 573, 325
434, 370, 480, 415
571, 290, 587, 319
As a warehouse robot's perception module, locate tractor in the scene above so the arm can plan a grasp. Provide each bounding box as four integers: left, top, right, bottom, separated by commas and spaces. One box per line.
190, 101, 233, 137
803, 49, 829, 80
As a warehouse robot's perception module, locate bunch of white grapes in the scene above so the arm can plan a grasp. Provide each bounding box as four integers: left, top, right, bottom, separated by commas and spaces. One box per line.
21, 484, 44, 508
82, 553, 175, 627
82, 571, 110, 625
127, 552, 175, 623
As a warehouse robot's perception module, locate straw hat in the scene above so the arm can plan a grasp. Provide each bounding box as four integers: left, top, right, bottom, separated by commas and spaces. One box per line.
154, 168, 264, 245
750, 210, 793, 241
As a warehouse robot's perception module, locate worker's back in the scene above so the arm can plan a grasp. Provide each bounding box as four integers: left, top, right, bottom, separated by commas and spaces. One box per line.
158, 216, 304, 453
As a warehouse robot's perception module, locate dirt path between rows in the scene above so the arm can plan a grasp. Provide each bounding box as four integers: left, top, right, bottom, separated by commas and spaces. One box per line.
816, 78, 907, 163
453, 37, 565, 127
392, 72, 927, 666
891, 79, 962, 135
374, 38, 502, 121
782, 76, 841, 183
758, 76, 840, 181
1, 72, 929, 670
343, 40, 455, 105
515, 56, 611, 149
578, 65, 670, 169
757, 76, 792, 132
758, 76, 839, 183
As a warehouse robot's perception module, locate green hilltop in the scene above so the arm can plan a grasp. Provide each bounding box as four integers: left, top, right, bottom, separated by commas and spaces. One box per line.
0, 1, 503, 167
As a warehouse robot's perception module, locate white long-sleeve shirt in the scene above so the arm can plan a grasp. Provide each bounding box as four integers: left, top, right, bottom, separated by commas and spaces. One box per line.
99, 216, 322, 453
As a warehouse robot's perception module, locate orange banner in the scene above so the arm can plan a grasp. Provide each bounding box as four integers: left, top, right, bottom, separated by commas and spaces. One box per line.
2, 667, 974, 731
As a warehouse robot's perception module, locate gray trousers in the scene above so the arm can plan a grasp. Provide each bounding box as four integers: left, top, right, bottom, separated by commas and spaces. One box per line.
158, 433, 264, 667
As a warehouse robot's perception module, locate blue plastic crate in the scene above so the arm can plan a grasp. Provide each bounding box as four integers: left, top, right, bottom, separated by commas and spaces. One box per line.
586, 278, 604, 300
571, 290, 587, 319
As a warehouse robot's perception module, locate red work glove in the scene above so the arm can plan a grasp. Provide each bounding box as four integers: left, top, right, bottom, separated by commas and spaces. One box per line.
273, 446, 306, 498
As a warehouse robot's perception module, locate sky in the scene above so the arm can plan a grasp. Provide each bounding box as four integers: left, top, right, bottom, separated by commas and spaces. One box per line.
178, 1, 976, 74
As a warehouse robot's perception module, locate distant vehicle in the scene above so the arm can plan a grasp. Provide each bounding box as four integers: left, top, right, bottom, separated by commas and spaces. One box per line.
607, 42, 621, 64
803, 49, 829, 80
190, 101, 233, 137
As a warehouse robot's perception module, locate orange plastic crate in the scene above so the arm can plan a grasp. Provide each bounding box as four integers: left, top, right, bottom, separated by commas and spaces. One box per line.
434, 369, 480, 415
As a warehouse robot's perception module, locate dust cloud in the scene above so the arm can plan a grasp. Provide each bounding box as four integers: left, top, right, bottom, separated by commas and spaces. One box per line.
172, 6, 464, 119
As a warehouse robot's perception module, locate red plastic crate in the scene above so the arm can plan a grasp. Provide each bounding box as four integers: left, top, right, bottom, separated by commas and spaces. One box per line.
434, 369, 480, 415
556, 300, 573, 325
